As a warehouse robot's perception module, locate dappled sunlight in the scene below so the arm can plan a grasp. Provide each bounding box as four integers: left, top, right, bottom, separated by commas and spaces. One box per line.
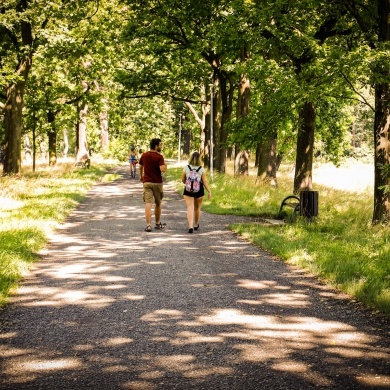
170, 331, 224, 345
153, 354, 233, 379
121, 293, 145, 300
16, 285, 116, 308
238, 292, 310, 307
21, 358, 82, 372
1, 169, 389, 389
102, 337, 133, 347
272, 360, 333, 387
0, 344, 32, 358
357, 374, 390, 387
3, 269, 389, 389
237, 279, 279, 290
141, 309, 183, 323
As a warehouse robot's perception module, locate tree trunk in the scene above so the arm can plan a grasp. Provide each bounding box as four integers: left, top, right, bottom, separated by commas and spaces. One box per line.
214, 70, 233, 173
235, 150, 249, 176
32, 114, 37, 172
100, 111, 109, 150
76, 103, 89, 162
293, 102, 316, 193
234, 63, 250, 174
257, 137, 278, 187
3, 79, 27, 175
63, 129, 69, 157
202, 51, 234, 173
2, 3, 33, 176
185, 98, 207, 157
236, 71, 250, 120
47, 109, 57, 166
372, 0, 390, 223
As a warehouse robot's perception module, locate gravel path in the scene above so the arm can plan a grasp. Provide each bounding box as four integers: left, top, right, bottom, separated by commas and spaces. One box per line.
0, 165, 389, 390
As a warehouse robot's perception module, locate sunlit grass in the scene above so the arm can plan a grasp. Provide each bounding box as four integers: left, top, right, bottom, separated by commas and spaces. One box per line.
166, 163, 390, 317
0, 160, 114, 306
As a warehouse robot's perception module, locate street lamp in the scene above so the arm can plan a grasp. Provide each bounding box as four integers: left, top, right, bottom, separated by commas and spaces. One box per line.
209, 83, 214, 182
178, 113, 182, 164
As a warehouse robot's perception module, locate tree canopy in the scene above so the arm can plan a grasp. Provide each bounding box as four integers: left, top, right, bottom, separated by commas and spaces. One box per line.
1, 0, 389, 223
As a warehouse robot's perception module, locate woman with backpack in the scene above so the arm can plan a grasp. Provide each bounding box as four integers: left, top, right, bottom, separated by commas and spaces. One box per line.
181, 151, 212, 233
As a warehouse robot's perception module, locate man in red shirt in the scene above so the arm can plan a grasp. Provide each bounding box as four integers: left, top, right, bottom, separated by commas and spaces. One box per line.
139, 138, 167, 232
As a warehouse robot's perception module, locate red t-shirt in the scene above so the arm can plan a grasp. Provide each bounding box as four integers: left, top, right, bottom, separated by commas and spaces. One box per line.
139, 151, 165, 183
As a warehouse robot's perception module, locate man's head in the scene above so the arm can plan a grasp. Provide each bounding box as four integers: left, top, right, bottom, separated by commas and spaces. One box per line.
150, 138, 162, 152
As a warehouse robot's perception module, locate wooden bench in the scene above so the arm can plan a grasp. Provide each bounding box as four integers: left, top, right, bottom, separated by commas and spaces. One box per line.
278, 195, 300, 219
74, 159, 91, 169
278, 191, 319, 220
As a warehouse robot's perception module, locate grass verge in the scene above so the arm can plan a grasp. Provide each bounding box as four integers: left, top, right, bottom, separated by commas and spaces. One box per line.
166, 164, 390, 318
0, 160, 118, 306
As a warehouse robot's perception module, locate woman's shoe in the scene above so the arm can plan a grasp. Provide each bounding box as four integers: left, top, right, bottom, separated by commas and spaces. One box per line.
188, 228, 194, 233
194, 224, 199, 231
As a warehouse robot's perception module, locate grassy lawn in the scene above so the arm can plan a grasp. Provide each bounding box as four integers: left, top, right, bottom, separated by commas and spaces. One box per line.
0, 159, 117, 306
165, 162, 390, 318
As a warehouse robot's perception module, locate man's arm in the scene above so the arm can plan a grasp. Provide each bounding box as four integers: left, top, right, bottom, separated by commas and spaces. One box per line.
160, 163, 167, 173
139, 163, 144, 182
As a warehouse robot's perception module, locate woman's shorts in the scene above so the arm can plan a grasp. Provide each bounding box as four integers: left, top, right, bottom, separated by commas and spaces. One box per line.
183, 184, 204, 199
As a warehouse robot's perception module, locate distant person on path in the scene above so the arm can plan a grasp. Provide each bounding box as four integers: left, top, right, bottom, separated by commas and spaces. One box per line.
128, 146, 139, 176
139, 138, 167, 232
182, 151, 211, 233
129, 146, 138, 164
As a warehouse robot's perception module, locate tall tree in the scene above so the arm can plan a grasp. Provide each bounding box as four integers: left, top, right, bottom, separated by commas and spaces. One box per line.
340, 0, 390, 223
1, 0, 102, 174
120, 0, 244, 172
1, 0, 33, 175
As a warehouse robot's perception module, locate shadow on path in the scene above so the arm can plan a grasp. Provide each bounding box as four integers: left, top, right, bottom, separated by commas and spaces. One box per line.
0, 166, 389, 389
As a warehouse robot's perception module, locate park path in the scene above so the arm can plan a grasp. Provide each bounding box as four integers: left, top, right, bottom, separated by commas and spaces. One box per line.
0, 165, 389, 390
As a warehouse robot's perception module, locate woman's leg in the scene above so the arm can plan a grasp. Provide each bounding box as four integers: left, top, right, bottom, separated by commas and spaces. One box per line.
194, 197, 204, 227
183, 195, 195, 228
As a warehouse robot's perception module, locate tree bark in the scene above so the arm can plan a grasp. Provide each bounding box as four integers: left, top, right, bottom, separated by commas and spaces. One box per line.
235, 150, 249, 176
3, 76, 29, 175
2, 2, 33, 176
256, 137, 278, 187
100, 111, 109, 150
214, 70, 233, 173
47, 109, 57, 166
63, 129, 69, 158
202, 51, 234, 173
294, 102, 316, 193
76, 80, 90, 163
372, 0, 390, 223
235, 57, 250, 174
76, 103, 89, 162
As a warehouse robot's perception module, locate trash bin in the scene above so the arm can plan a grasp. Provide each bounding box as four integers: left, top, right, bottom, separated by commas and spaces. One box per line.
299, 191, 318, 218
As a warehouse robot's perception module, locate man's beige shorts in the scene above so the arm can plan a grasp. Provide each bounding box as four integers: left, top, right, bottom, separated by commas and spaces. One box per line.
143, 182, 164, 205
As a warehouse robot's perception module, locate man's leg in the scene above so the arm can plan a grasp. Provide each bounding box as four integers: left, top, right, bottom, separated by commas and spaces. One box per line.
145, 202, 153, 226
154, 202, 161, 225
152, 183, 165, 227
143, 183, 154, 229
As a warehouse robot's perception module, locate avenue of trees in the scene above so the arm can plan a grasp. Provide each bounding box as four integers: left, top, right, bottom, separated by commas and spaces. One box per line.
1, 0, 389, 224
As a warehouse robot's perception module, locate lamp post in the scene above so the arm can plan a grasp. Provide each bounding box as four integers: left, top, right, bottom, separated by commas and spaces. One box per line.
178, 113, 182, 164
209, 84, 214, 182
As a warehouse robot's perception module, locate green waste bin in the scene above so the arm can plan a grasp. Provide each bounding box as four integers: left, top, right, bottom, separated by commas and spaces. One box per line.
299, 191, 318, 218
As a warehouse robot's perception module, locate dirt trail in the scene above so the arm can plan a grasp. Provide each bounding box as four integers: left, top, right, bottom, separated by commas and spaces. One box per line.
0, 165, 389, 390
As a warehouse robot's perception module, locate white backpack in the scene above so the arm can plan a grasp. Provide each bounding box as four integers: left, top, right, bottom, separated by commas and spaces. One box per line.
185, 166, 202, 192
